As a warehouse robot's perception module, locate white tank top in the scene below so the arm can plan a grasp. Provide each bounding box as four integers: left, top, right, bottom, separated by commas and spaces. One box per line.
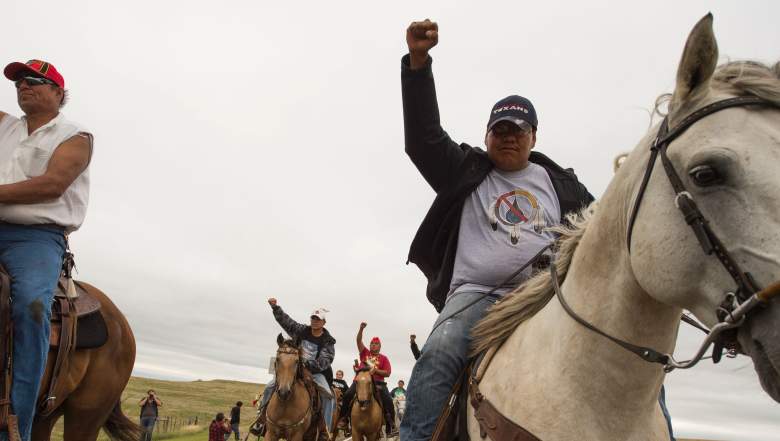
0, 113, 91, 233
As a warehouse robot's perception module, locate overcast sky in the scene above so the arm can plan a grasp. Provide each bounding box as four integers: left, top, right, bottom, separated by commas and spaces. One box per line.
4, 0, 779, 440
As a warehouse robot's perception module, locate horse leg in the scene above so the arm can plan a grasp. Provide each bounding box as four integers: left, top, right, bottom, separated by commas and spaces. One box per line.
30, 407, 64, 441
62, 414, 101, 440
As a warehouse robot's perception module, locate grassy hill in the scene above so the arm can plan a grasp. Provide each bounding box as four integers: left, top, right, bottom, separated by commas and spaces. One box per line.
47, 376, 714, 441
53, 376, 264, 440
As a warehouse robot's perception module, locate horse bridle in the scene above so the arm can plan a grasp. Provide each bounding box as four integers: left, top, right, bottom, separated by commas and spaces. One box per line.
356, 369, 378, 408
266, 346, 311, 431
553, 95, 780, 372
274, 346, 303, 397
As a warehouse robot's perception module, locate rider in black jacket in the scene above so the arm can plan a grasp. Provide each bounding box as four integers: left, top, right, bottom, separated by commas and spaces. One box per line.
399, 19, 594, 441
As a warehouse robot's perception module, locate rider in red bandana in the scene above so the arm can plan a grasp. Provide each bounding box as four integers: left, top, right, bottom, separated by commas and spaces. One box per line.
339, 322, 397, 436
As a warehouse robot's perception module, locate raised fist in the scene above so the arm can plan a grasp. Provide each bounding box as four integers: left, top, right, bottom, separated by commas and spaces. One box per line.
360, 322, 367, 330
406, 19, 438, 68
268, 298, 277, 307
410, 334, 416, 342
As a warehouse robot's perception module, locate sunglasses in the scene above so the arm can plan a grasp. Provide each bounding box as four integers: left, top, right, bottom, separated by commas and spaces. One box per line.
490, 120, 533, 135
14, 76, 57, 88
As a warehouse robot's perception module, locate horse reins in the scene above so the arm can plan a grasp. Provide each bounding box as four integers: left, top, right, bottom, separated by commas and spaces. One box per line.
554, 95, 780, 371
429, 242, 555, 335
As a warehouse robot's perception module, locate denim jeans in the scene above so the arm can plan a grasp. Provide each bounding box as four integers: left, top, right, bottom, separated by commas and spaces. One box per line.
230, 422, 240, 440
0, 224, 65, 441
261, 372, 334, 429
401, 291, 499, 441
140, 416, 156, 440
399, 290, 676, 441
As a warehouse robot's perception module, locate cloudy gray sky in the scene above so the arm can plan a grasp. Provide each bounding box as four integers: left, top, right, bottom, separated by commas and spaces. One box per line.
4, 0, 779, 439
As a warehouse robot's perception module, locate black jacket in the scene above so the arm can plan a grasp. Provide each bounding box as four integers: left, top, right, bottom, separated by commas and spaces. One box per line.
272, 305, 336, 385
401, 55, 595, 312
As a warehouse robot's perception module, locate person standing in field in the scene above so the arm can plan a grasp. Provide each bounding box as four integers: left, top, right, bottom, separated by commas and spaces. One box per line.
228, 401, 242, 440
138, 390, 163, 441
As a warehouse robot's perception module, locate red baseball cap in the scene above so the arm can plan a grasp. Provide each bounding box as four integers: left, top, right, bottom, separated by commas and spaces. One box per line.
4, 59, 65, 88
370, 337, 381, 344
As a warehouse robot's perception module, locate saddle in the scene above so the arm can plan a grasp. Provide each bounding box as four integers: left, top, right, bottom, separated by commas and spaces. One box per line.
431, 346, 541, 441
0, 267, 108, 436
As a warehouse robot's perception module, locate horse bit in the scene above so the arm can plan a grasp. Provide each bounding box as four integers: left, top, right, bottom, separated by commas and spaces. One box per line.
552, 95, 780, 372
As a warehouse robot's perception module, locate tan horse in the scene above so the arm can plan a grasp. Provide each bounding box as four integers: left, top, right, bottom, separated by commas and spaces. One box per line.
31, 282, 140, 441
349, 369, 383, 441
265, 334, 314, 441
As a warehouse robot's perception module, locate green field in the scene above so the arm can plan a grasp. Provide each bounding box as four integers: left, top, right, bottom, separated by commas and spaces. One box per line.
52, 376, 264, 440
47, 376, 713, 441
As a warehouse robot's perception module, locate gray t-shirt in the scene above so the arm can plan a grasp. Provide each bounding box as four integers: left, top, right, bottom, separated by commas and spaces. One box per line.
449, 163, 561, 298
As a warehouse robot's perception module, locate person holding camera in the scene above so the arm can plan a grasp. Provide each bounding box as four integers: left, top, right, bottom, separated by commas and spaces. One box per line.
138, 390, 163, 441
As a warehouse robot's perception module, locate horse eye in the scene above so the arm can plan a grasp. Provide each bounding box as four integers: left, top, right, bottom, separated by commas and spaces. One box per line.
689, 165, 723, 187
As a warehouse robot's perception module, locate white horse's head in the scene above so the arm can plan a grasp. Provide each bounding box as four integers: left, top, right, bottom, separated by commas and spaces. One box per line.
623, 14, 780, 400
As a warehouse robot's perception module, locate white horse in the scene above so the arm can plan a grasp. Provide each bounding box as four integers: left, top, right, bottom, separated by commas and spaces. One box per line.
468, 14, 780, 441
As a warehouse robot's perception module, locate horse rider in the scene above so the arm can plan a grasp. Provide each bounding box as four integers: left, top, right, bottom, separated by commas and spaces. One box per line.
409, 334, 420, 360
339, 322, 397, 436
332, 369, 349, 396
259, 298, 335, 441
390, 380, 406, 399
0, 59, 92, 441
399, 19, 681, 441
398, 20, 602, 441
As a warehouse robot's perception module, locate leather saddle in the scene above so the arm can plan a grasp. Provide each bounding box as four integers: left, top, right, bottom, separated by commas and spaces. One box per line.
0, 268, 108, 428
49, 278, 106, 350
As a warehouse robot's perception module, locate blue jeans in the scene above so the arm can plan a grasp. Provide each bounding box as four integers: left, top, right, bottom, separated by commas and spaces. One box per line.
399, 291, 675, 441
261, 372, 334, 429
0, 224, 65, 441
140, 416, 156, 440
401, 291, 499, 441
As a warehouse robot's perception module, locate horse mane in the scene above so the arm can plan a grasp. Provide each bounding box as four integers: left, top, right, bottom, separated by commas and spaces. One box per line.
654, 60, 780, 116
470, 205, 595, 356
356, 366, 372, 374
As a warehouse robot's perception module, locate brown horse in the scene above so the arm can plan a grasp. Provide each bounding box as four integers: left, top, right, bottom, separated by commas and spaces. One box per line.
331, 386, 343, 438
265, 334, 314, 441
350, 369, 383, 441
31, 282, 140, 441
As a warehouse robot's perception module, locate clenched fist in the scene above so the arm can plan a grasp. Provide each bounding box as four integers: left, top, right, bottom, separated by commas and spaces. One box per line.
406, 19, 438, 70
268, 298, 277, 307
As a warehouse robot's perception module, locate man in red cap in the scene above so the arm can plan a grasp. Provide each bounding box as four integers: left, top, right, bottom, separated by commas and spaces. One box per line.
0, 59, 92, 441
339, 322, 397, 436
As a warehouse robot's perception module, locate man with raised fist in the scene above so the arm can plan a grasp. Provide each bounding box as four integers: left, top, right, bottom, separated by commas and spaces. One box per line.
400, 19, 594, 441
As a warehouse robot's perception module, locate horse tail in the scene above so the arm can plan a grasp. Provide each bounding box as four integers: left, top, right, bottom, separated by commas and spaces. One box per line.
103, 401, 144, 441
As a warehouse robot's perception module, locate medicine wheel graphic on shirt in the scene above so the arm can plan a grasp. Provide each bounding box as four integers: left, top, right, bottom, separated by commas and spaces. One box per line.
489, 189, 547, 244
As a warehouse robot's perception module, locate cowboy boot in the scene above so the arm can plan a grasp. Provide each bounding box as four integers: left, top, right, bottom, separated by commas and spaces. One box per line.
385, 412, 397, 436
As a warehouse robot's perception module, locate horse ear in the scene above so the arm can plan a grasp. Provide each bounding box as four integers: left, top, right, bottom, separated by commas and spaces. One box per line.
292, 335, 301, 347
671, 13, 718, 113
277, 333, 284, 347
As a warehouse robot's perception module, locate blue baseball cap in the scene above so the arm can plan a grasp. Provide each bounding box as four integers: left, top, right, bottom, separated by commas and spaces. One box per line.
487, 95, 538, 131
